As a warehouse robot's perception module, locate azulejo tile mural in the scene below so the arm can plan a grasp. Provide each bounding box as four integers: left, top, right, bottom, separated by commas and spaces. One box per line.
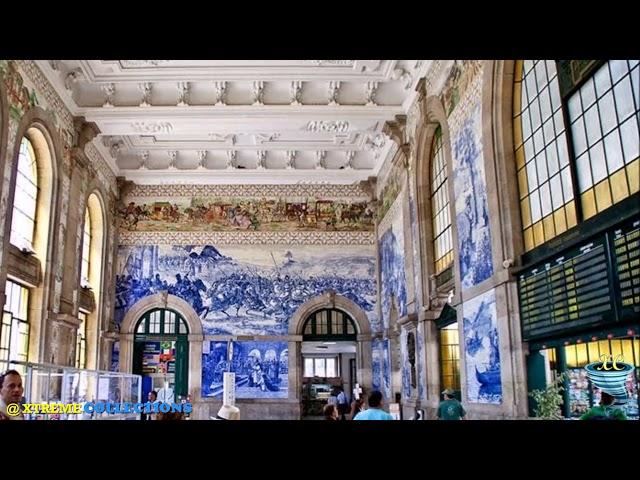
0, 60, 38, 120
378, 162, 404, 222
440, 60, 483, 116
453, 102, 494, 290
417, 324, 426, 401
118, 197, 375, 232
462, 288, 502, 404
382, 339, 391, 401
401, 329, 411, 399
379, 214, 408, 330
202, 341, 288, 399
115, 244, 378, 335
372, 339, 382, 393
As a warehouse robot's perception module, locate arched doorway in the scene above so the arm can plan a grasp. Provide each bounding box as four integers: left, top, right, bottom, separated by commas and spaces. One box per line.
119, 293, 204, 416
132, 308, 189, 402
289, 291, 372, 419
300, 308, 358, 418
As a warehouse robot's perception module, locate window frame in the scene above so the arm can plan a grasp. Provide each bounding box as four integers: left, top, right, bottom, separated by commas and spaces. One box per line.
515, 60, 640, 253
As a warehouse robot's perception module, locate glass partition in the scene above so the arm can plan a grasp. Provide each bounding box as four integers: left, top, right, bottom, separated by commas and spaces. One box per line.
6, 361, 141, 420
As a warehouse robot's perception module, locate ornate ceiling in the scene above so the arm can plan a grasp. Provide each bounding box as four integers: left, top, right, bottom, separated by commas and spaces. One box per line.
37, 60, 431, 184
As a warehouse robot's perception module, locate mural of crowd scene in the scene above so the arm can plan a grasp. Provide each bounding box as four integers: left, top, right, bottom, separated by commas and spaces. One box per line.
118, 196, 375, 232
115, 245, 378, 335
382, 339, 392, 401
379, 222, 408, 330
201, 341, 288, 399
453, 103, 494, 290
462, 289, 503, 404
371, 339, 383, 393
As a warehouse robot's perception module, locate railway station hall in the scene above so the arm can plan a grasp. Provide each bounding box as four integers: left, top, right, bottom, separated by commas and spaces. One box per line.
0, 59, 638, 421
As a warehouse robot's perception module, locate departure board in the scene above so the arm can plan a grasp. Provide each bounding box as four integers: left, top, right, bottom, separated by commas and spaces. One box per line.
613, 219, 640, 318
519, 237, 614, 340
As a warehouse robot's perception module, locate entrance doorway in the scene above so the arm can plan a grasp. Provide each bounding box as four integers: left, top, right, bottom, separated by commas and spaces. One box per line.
300, 308, 357, 419
132, 308, 190, 403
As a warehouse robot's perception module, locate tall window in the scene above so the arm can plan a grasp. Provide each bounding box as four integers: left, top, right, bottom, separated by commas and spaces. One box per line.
10, 138, 38, 251
1, 281, 30, 370
567, 61, 639, 219
302, 309, 357, 340
439, 322, 460, 393
514, 60, 639, 251
81, 208, 91, 287
135, 309, 188, 335
431, 127, 454, 278
75, 311, 87, 369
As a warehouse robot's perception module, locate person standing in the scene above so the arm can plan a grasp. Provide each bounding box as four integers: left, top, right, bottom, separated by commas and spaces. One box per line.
0, 370, 25, 421
580, 391, 627, 420
437, 389, 466, 420
336, 386, 349, 421
353, 390, 394, 420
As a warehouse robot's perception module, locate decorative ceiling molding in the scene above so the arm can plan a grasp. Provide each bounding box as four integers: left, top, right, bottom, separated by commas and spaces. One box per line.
118, 230, 376, 246
119, 169, 374, 185
130, 121, 173, 134
120, 60, 171, 68
15, 61, 119, 188
306, 120, 349, 133
32, 60, 430, 184
76, 60, 395, 82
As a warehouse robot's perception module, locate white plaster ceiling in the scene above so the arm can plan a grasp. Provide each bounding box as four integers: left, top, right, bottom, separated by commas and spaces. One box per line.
37, 60, 432, 184
301, 341, 357, 354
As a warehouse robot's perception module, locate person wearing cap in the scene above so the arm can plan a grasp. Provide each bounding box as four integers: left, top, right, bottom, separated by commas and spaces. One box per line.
215, 404, 241, 420
437, 388, 466, 420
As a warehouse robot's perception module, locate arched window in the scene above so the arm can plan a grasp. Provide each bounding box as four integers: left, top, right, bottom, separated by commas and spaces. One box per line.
10, 138, 38, 251
81, 207, 91, 288
136, 309, 189, 335
1, 281, 30, 369
78, 193, 106, 370
302, 309, 357, 340
430, 127, 453, 280
514, 60, 639, 251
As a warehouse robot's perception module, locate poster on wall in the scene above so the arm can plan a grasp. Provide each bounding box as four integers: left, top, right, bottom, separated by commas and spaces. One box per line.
142, 342, 161, 373
462, 288, 503, 404
202, 340, 288, 399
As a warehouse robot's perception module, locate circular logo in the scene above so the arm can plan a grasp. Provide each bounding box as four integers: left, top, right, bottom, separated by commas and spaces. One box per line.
6, 403, 20, 416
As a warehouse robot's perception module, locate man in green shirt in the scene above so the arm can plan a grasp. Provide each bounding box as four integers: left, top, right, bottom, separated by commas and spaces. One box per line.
437, 389, 466, 420
580, 391, 627, 420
